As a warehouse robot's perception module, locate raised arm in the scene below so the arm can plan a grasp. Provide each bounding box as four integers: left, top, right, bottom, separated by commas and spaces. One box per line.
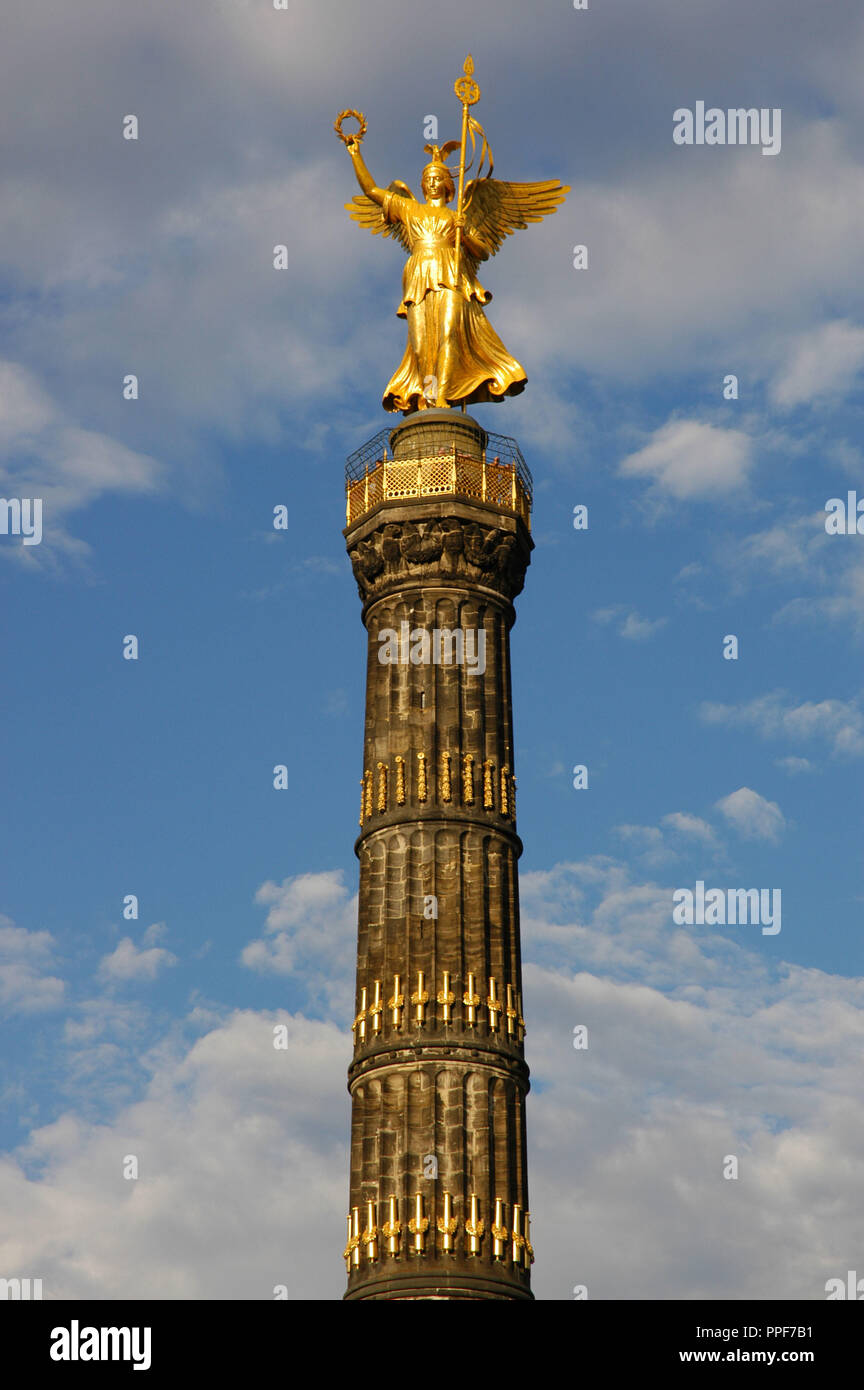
345, 137, 386, 206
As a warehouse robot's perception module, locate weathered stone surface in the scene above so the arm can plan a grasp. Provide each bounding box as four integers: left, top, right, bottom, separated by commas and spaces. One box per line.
343, 413, 533, 1302
348, 508, 533, 604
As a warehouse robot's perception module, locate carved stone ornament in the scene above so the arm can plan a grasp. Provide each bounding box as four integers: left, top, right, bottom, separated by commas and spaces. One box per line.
348, 515, 531, 601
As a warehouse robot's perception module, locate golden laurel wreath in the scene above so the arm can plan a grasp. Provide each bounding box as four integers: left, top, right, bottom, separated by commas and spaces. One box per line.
334, 109, 367, 145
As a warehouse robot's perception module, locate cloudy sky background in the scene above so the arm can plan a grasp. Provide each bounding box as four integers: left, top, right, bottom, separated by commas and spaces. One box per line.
2, 0, 863, 1299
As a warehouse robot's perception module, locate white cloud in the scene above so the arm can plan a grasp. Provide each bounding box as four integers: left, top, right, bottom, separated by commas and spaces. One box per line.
670, 511, 837, 616
592, 606, 667, 640
518, 860, 864, 1298
614, 811, 721, 866
59, 998, 155, 1112
620, 611, 668, 640
620, 420, 753, 499
661, 811, 718, 845
98, 938, 177, 984
63, 998, 148, 1048
770, 320, 864, 407
775, 756, 815, 775
0, 362, 57, 443
714, 787, 786, 844
0, 1009, 349, 1298
731, 515, 828, 579
0, 361, 163, 569
701, 691, 864, 758
242, 870, 356, 1017
614, 824, 669, 867
141, 922, 169, 947
497, 113, 864, 390
775, 555, 864, 635
0, 919, 64, 1014
527, 963, 864, 1298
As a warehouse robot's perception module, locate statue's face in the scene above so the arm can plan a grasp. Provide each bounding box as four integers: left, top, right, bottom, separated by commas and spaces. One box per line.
422, 168, 453, 203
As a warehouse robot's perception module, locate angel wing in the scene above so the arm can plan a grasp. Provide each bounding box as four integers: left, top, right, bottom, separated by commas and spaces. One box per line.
464, 177, 570, 256
345, 180, 415, 253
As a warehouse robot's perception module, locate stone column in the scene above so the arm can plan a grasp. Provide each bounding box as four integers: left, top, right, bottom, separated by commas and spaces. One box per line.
343, 409, 534, 1300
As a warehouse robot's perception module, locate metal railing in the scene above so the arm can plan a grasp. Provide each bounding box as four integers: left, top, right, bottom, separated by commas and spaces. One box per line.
345, 428, 532, 528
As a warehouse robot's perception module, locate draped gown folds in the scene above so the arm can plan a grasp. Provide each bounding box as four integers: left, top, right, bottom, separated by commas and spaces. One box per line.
379, 190, 525, 413
345, 170, 570, 415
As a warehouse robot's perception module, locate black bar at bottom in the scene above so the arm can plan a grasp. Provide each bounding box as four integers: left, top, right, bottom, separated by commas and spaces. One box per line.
6, 1299, 858, 1376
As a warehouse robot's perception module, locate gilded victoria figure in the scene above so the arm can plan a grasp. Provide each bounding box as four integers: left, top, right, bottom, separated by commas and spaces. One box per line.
335, 60, 569, 414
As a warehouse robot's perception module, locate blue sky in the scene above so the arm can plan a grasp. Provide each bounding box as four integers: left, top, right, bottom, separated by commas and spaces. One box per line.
1, 0, 863, 1300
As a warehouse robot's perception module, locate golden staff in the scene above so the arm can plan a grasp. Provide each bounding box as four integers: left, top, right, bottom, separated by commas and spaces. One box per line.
453, 54, 481, 276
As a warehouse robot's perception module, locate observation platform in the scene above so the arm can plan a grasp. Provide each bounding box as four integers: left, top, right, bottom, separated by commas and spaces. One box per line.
345, 411, 532, 530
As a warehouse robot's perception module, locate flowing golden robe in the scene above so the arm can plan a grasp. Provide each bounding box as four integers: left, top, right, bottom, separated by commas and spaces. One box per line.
380, 189, 526, 413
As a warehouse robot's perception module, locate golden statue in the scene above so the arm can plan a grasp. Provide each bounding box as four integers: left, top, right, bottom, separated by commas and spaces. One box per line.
336, 57, 570, 414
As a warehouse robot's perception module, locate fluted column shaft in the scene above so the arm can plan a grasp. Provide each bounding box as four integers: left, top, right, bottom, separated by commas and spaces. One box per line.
343, 411, 533, 1300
